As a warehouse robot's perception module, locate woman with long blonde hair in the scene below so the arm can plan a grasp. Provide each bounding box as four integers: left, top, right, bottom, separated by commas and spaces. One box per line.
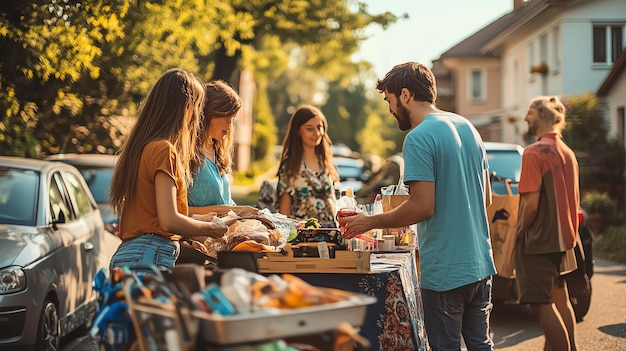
109, 69, 231, 271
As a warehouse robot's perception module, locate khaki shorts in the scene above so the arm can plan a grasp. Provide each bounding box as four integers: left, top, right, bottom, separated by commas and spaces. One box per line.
514, 234, 565, 304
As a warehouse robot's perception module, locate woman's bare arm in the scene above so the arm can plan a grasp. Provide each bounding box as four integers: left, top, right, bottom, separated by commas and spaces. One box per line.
188, 204, 258, 217
278, 192, 292, 216
154, 171, 230, 238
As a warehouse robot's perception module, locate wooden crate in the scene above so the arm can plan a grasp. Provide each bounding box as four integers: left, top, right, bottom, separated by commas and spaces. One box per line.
257, 246, 371, 273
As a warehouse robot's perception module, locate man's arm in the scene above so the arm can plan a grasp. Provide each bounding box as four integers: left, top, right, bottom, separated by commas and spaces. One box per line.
377, 180, 435, 229
340, 180, 434, 238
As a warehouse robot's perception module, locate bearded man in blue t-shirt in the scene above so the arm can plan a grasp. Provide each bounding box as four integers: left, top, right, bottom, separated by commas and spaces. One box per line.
340, 61, 496, 351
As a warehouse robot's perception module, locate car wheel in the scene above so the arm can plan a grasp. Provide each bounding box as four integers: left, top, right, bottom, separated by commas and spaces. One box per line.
35, 300, 60, 351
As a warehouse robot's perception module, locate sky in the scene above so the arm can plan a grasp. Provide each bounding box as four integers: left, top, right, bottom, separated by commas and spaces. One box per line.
355, 0, 513, 77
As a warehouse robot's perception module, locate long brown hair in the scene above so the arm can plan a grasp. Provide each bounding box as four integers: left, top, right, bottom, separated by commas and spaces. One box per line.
110, 68, 205, 215
192, 80, 241, 175
278, 104, 338, 181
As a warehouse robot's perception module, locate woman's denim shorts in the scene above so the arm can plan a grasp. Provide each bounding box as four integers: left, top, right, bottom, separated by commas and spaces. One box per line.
109, 233, 179, 273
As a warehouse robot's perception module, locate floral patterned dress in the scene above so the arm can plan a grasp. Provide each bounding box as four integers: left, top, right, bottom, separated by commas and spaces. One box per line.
277, 161, 340, 227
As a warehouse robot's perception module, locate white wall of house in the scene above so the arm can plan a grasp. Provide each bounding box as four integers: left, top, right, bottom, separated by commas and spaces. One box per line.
501, 40, 531, 144
500, 13, 566, 144
497, 0, 626, 144
561, 0, 626, 94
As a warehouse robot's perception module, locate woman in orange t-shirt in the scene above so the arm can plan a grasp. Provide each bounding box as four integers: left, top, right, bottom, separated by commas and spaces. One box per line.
108, 68, 233, 271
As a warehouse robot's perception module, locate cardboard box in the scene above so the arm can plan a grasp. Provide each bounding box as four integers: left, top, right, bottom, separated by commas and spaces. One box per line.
257, 245, 371, 273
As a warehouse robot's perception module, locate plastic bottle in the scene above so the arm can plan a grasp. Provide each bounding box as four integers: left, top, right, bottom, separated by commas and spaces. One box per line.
373, 194, 384, 240
336, 187, 359, 226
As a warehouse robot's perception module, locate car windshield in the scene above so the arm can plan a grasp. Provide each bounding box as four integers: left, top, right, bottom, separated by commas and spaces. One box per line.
338, 165, 363, 180
0, 167, 39, 226
78, 168, 113, 204
487, 150, 522, 183
335, 157, 364, 180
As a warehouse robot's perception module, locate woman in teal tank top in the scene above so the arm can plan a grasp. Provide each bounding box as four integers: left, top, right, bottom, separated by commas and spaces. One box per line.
188, 80, 257, 217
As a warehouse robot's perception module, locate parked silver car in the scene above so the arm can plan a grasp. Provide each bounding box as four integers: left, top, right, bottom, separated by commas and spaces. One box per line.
0, 156, 120, 350
44, 153, 118, 235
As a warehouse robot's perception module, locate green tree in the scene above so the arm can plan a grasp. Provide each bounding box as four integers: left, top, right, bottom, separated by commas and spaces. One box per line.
266, 55, 406, 159
563, 92, 625, 207
266, 51, 335, 142
1, 0, 401, 160
0, 0, 248, 156
59, 0, 238, 154
210, 0, 399, 81
0, 0, 128, 156
356, 100, 405, 158
323, 72, 373, 152
252, 81, 277, 164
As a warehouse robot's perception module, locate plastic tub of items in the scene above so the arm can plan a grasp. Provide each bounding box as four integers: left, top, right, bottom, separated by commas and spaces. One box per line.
194, 287, 376, 345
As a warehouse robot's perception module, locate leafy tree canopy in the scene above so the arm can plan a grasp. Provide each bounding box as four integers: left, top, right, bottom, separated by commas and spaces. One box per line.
1, 0, 400, 159
563, 92, 625, 205
1, 0, 128, 156
213, 0, 399, 81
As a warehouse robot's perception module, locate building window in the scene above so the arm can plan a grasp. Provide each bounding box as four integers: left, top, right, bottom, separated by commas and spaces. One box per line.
469, 69, 485, 101
552, 26, 561, 70
593, 24, 624, 64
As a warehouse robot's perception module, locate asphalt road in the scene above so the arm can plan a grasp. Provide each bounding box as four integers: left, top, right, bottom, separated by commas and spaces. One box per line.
63, 258, 626, 351
491, 258, 626, 351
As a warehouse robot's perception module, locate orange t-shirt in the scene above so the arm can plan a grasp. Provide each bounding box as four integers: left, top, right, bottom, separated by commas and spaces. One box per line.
518, 133, 579, 254
118, 140, 188, 241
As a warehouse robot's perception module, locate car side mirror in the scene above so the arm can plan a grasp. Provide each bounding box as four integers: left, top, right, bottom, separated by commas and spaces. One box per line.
51, 204, 66, 227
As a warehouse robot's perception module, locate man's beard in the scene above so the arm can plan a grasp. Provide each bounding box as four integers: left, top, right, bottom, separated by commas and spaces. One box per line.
395, 100, 412, 131
526, 119, 539, 137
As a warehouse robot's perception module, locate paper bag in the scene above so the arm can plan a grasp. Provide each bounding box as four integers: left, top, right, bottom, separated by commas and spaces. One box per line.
382, 194, 409, 212
487, 180, 519, 279
381, 194, 416, 248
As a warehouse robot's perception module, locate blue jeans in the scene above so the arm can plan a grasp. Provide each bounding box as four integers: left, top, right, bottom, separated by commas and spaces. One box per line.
421, 277, 494, 351
109, 233, 179, 273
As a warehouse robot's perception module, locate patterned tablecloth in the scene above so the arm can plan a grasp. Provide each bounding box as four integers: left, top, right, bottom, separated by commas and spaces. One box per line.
292, 251, 429, 351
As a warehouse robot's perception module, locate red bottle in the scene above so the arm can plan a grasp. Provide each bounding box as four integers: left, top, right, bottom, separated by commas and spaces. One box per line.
336, 187, 358, 229
337, 208, 358, 219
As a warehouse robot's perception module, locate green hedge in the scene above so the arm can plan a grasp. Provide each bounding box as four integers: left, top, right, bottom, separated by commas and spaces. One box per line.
593, 225, 626, 264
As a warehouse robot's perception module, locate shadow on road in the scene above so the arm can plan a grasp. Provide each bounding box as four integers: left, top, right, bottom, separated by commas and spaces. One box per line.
491, 302, 542, 349
599, 323, 626, 339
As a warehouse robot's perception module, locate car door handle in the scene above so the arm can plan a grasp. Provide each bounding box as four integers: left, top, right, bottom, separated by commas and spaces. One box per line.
84, 242, 94, 251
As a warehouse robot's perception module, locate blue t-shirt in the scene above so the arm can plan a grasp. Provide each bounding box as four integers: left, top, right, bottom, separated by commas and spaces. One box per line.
403, 113, 496, 291
187, 157, 234, 206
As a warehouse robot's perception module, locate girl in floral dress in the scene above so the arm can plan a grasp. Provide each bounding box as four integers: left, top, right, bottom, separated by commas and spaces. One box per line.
277, 104, 341, 227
